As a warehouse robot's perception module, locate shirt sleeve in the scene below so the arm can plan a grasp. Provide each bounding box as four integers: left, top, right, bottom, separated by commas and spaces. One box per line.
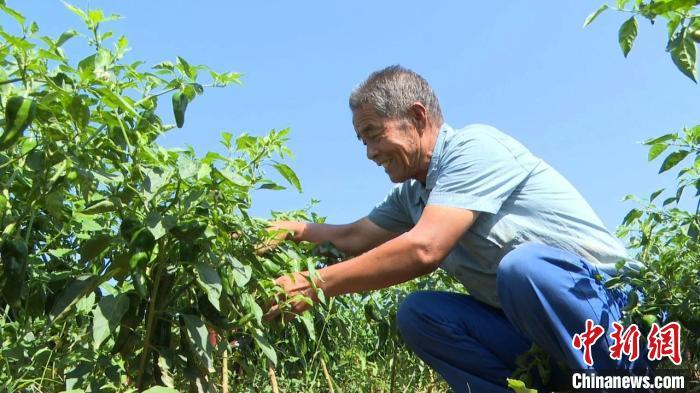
427, 133, 530, 214
368, 184, 413, 233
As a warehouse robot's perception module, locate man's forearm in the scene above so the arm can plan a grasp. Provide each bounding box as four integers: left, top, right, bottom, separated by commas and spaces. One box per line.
293, 222, 361, 255
316, 231, 438, 297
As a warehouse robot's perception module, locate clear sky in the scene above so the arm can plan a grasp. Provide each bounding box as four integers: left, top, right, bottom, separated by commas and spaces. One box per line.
14, 1, 699, 231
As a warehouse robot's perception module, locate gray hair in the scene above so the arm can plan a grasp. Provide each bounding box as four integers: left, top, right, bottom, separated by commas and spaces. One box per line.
349, 65, 443, 124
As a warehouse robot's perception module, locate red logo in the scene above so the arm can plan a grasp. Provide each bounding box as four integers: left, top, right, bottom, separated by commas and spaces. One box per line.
647, 322, 682, 365
572, 320, 682, 366
572, 319, 605, 366
609, 322, 641, 361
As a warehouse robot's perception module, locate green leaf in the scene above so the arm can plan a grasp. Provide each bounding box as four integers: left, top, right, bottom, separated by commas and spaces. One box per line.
55, 29, 79, 47
221, 131, 233, 149
142, 167, 172, 202
648, 143, 668, 161
92, 293, 129, 348
78, 53, 97, 74
227, 255, 252, 287
80, 234, 113, 262
662, 196, 677, 206
62, 2, 88, 24
647, 0, 696, 15
182, 314, 213, 372
88, 9, 104, 25
644, 133, 677, 145
176, 155, 198, 180
604, 276, 624, 289
176, 56, 193, 79
142, 388, 179, 393
145, 212, 175, 240
254, 328, 277, 366
97, 88, 139, 117
48, 248, 72, 258
258, 181, 285, 191
153, 61, 175, 71
619, 16, 638, 57
273, 163, 302, 193
583, 4, 608, 27
649, 188, 665, 202
300, 312, 316, 341
50, 274, 100, 321
243, 293, 263, 325
195, 263, 222, 311
667, 14, 683, 39
217, 168, 250, 187
622, 208, 643, 225
91, 168, 124, 185
669, 30, 697, 82
197, 163, 211, 180
659, 150, 690, 173
0, 4, 25, 26
68, 95, 90, 130
507, 378, 537, 393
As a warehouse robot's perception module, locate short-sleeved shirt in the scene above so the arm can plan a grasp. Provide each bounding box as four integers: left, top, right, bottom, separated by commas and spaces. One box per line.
368, 123, 641, 308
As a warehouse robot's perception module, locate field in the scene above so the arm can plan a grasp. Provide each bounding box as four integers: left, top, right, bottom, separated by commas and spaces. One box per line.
0, 2, 698, 392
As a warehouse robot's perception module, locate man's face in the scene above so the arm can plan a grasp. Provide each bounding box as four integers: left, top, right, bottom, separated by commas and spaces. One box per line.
352, 106, 421, 183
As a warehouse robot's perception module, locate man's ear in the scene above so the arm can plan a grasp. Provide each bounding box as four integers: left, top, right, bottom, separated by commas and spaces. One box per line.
409, 102, 428, 135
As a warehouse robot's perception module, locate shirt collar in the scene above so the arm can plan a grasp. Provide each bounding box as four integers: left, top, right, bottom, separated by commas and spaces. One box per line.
412, 122, 451, 206
426, 122, 450, 190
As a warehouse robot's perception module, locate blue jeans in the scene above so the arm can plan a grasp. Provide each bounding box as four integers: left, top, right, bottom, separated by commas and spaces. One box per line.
396, 243, 653, 393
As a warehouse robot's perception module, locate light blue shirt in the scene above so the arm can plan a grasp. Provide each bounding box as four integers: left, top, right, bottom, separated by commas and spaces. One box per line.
368, 123, 640, 308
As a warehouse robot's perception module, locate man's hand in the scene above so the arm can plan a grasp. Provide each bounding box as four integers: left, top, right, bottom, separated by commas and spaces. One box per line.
263, 271, 320, 322
255, 221, 306, 255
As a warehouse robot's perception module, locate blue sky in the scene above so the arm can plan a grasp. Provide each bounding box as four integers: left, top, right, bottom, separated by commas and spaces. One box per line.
15, 1, 699, 231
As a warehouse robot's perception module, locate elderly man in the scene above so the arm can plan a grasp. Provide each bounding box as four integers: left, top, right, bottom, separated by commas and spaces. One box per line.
267, 65, 650, 392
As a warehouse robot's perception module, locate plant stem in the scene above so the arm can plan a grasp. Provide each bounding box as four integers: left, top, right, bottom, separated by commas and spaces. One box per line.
268, 361, 279, 393
116, 114, 133, 151
134, 86, 179, 107
320, 358, 335, 393
389, 350, 398, 393
0, 77, 23, 86
222, 348, 229, 393
38, 321, 65, 387
427, 369, 436, 393
136, 239, 167, 391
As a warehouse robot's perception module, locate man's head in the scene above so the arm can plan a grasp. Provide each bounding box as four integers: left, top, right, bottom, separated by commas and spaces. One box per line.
349, 65, 443, 183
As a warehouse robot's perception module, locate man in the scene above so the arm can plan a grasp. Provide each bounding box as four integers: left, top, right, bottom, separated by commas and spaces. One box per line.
265, 65, 650, 392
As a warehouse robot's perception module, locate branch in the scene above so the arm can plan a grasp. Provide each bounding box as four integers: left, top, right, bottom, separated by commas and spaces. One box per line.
0, 77, 23, 86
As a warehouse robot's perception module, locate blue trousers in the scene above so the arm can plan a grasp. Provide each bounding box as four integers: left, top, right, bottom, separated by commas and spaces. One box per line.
397, 243, 652, 393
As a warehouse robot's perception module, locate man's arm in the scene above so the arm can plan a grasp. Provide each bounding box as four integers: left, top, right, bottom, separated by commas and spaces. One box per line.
319, 206, 478, 296
269, 217, 400, 256
267, 206, 478, 318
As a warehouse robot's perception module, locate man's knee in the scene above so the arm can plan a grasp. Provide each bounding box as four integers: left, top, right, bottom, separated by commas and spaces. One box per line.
396, 291, 433, 344
497, 243, 547, 290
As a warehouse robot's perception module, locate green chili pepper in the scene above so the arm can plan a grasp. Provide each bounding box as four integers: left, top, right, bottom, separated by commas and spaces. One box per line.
172, 91, 188, 128
1, 238, 28, 308
82, 198, 116, 215
1, 96, 36, 149
128, 251, 149, 270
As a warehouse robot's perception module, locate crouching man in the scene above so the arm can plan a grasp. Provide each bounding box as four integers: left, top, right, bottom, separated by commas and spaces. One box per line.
265, 65, 651, 392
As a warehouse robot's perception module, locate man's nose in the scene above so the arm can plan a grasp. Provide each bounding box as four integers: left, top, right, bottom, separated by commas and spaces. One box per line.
366, 143, 378, 161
